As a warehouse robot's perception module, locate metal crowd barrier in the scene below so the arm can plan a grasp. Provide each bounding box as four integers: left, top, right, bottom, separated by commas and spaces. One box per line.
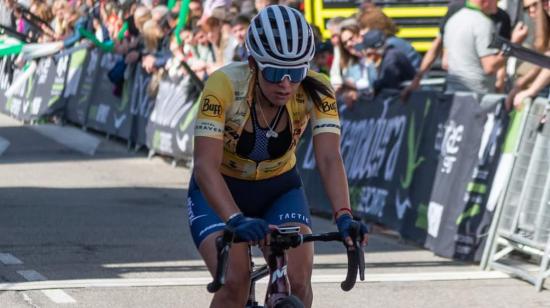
483, 97, 550, 291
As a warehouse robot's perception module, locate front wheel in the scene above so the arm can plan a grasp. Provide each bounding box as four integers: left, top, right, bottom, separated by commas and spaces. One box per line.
273, 295, 304, 308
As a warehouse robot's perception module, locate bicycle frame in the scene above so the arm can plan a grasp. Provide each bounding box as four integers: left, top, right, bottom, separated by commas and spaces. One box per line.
246, 226, 300, 308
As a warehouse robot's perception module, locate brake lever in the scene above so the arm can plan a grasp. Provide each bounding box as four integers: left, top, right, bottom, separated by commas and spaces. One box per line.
207, 229, 234, 293
340, 223, 361, 291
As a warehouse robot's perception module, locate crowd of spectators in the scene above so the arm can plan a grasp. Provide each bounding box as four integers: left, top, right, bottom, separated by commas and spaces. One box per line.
400, 0, 549, 109
0, 0, 547, 108
0, 0, 293, 96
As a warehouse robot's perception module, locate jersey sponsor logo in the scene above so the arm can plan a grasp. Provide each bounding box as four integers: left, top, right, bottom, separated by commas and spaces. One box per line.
201, 95, 223, 118
195, 121, 223, 134
318, 100, 337, 115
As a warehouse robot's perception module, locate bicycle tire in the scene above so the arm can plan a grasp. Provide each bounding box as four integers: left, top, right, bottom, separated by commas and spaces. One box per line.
273, 295, 304, 308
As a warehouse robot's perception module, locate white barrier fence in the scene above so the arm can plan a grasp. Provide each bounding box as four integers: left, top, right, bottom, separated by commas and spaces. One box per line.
482, 97, 550, 291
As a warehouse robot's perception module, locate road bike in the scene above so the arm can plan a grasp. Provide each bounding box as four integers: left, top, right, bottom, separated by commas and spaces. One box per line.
207, 224, 366, 308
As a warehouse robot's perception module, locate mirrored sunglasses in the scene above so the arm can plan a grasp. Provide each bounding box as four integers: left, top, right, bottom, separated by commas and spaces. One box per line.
259, 66, 308, 84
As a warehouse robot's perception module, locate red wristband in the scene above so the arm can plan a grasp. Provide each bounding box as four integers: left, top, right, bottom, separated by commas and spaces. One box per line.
334, 208, 352, 220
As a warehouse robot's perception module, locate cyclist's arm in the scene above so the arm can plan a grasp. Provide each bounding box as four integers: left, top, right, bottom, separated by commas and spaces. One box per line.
192, 71, 240, 222
193, 137, 240, 221
313, 132, 351, 217
308, 72, 350, 216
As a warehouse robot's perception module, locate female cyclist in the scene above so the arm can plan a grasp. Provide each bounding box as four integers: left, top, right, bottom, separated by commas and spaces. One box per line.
187, 5, 369, 308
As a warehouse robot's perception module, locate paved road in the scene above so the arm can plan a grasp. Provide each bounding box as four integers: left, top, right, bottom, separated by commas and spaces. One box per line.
0, 113, 549, 308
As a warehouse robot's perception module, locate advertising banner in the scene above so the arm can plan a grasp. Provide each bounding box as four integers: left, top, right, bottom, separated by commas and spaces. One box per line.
65, 48, 100, 126
5, 64, 35, 121
21, 55, 70, 120
145, 75, 200, 159
297, 91, 450, 240
0, 56, 14, 114
85, 52, 132, 138
425, 95, 509, 261
129, 65, 155, 146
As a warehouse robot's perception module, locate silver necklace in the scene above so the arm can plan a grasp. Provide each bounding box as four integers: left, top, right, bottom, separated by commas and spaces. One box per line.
256, 101, 284, 138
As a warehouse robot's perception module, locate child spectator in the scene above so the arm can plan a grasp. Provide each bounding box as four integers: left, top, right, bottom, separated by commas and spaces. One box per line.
230, 14, 250, 62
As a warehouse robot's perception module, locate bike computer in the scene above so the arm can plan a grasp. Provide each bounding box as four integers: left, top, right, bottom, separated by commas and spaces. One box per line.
275, 226, 301, 234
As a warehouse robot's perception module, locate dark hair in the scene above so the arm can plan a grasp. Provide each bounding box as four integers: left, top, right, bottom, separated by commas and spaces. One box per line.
231, 14, 251, 27
358, 7, 398, 37
301, 76, 335, 109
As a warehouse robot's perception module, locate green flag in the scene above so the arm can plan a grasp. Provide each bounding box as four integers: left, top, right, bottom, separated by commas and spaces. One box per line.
168, 0, 177, 10
117, 21, 128, 42
175, 0, 191, 46
0, 38, 24, 57
79, 28, 115, 53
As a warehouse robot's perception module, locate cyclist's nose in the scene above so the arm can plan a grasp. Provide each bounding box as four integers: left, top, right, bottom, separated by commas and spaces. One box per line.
279, 76, 292, 88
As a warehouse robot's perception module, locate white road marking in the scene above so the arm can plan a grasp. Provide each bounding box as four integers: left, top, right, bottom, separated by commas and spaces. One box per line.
17, 270, 76, 304
41, 290, 77, 303
17, 270, 47, 281
30, 124, 101, 156
0, 271, 511, 291
0, 253, 23, 265
0, 136, 9, 156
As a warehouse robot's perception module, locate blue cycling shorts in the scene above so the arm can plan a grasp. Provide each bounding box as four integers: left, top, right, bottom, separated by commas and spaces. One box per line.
187, 167, 312, 248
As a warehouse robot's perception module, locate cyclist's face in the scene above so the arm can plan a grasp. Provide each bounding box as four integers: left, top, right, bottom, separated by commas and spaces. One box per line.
257, 69, 301, 107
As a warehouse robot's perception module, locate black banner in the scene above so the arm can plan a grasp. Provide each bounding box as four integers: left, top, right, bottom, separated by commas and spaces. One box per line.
23, 55, 69, 120
145, 75, 200, 159
65, 48, 99, 126
5, 65, 34, 120
297, 91, 451, 241
62, 47, 87, 122
129, 66, 155, 146
86, 53, 132, 138
425, 95, 509, 261
0, 55, 14, 115
0, 56, 69, 121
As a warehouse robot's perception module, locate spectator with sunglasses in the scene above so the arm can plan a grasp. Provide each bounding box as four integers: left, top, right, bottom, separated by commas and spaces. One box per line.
187, 5, 368, 308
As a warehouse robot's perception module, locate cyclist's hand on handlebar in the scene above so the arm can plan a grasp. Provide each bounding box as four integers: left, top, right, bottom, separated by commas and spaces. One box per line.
336, 214, 369, 248
226, 213, 269, 244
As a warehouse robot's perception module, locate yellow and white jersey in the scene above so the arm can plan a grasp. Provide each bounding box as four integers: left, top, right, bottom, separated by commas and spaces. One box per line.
194, 62, 340, 180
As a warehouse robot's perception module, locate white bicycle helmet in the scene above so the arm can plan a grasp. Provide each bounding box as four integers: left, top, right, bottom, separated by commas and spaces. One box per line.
246, 5, 315, 68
